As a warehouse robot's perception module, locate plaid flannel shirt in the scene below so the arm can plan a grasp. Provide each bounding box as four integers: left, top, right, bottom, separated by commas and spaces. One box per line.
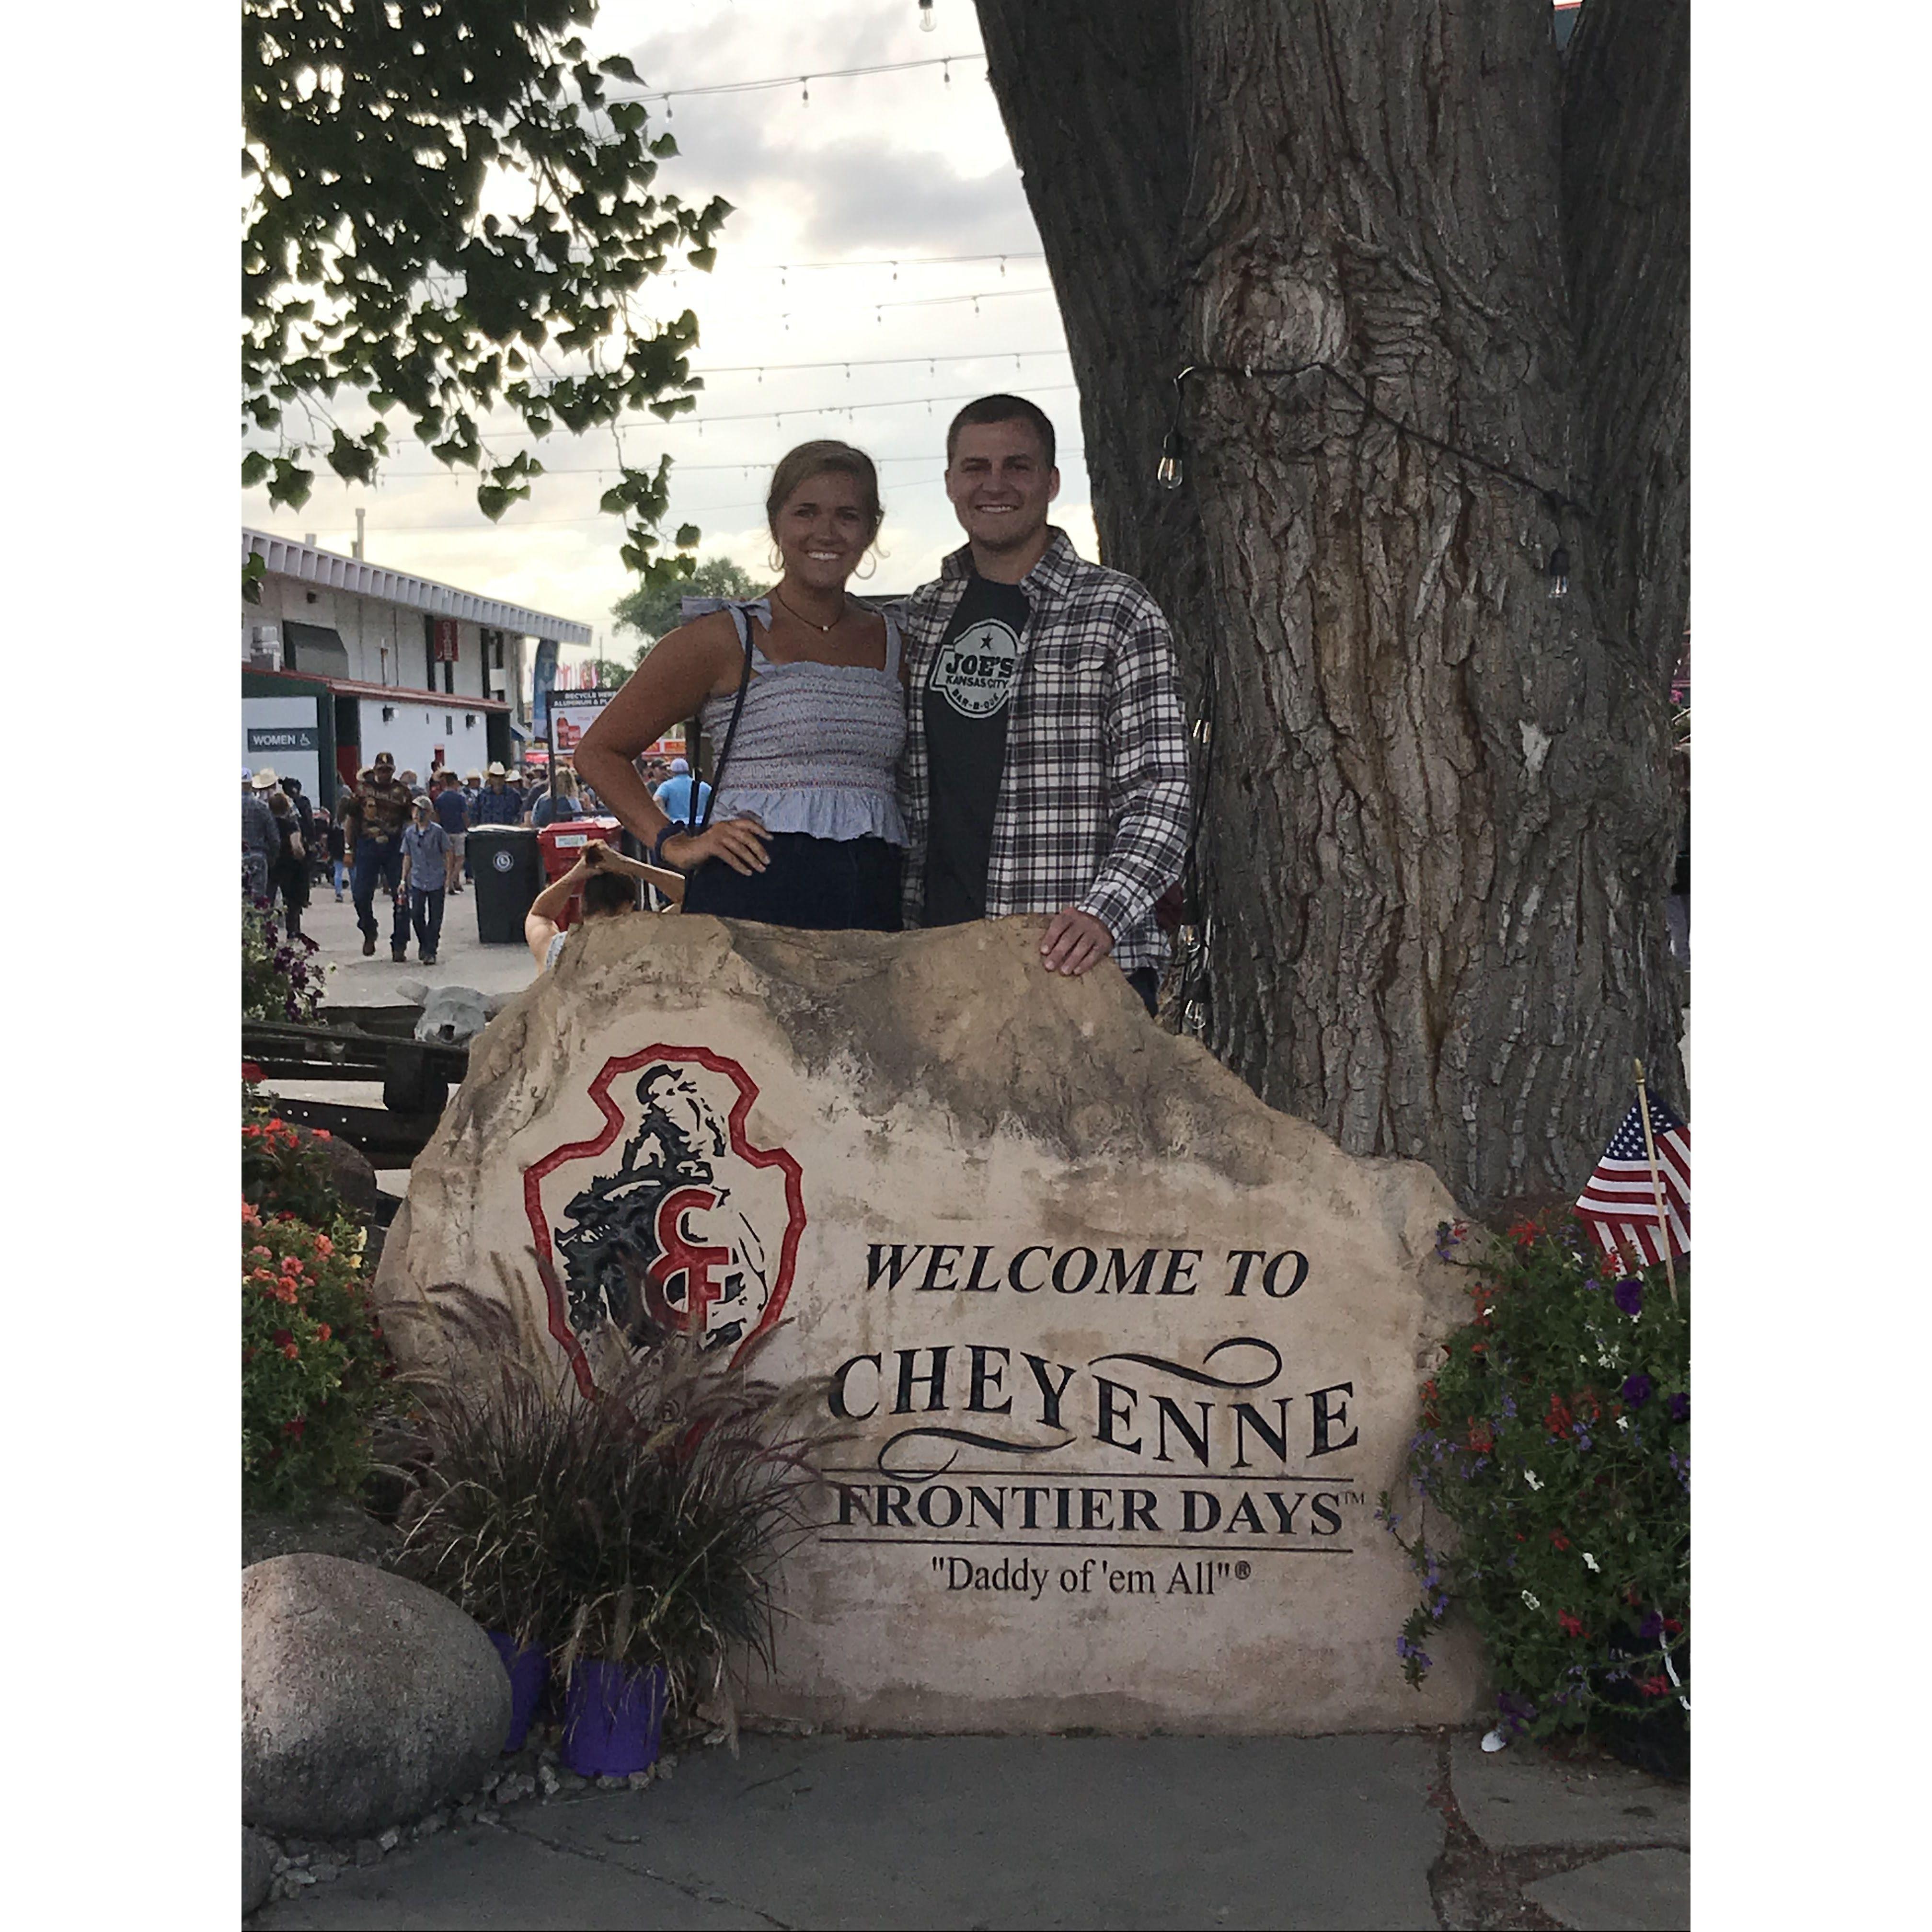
898, 529, 1192, 972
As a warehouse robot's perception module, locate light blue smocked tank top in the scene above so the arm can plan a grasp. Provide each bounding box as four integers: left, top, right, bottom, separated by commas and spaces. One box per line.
689, 598, 908, 846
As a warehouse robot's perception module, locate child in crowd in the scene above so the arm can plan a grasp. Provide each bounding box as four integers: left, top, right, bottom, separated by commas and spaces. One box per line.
399, 796, 451, 965
325, 812, 347, 901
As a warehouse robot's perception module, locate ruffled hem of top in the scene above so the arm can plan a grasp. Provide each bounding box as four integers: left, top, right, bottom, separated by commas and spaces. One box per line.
711, 784, 907, 846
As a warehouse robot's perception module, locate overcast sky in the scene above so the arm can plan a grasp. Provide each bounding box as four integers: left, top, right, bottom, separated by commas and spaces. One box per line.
239, 0, 1094, 664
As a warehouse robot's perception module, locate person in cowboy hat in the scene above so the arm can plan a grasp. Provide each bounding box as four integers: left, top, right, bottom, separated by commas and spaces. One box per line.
338, 751, 416, 960
470, 759, 522, 828
242, 767, 277, 902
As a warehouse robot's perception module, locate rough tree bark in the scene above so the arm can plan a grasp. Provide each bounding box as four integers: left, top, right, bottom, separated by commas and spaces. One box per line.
976, 0, 1688, 1217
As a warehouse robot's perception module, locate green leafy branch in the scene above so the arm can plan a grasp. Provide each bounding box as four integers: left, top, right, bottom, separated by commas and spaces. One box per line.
242, 0, 729, 587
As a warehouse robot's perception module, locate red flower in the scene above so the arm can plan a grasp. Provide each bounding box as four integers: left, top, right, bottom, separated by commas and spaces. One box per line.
1635, 1674, 1671, 1698
1550, 1530, 1571, 1551
312, 1129, 332, 1142
242, 1062, 265, 1082
316, 1323, 332, 1342
1545, 1394, 1574, 1438
1558, 1611, 1586, 1637
1663, 1617, 1683, 1634
281, 1343, 299, 1360
283, 1416, 306, 1439
1506, 1218, 1540, 1246
272, 1329, 292, 1348
1467, 1422, 1495, 1454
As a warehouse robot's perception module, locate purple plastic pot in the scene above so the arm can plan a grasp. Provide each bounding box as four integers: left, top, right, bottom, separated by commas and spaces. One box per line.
487, 1632, 550, 1753
560, 1660, 668, 1777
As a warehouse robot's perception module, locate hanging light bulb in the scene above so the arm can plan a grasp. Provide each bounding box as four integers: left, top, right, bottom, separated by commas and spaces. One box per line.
1547, 544, 1571, 600
919, 0, 938, 31
1156, 363, 1196, 490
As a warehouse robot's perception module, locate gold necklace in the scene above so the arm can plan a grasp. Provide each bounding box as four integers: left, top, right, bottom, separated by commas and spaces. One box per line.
773, 586, 846, 633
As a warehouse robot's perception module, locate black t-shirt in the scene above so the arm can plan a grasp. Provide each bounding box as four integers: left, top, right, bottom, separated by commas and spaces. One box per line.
922, 571, 1030, 926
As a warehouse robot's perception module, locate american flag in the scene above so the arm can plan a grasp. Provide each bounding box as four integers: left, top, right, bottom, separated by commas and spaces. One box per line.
1576, 1096, 1690, 1269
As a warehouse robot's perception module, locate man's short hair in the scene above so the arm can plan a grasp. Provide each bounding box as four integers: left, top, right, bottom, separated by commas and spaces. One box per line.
582, 872, 638, 918
945, 394, 1056, 469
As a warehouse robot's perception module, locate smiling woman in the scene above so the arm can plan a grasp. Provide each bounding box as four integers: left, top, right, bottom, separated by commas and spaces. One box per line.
573, 439, 911, 933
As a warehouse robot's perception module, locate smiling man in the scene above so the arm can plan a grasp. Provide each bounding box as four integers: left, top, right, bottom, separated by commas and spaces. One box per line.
898, 395, 1191, 1015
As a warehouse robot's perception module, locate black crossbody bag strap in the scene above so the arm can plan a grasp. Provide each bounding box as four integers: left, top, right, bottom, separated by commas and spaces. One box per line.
694, 605, 757, 832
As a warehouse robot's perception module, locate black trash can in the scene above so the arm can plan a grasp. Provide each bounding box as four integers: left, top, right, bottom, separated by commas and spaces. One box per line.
470, 826, 542, 944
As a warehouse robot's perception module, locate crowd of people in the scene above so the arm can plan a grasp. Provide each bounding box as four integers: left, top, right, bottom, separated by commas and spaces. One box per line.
242, 756, 621, 962
243, 394, 1192, 1007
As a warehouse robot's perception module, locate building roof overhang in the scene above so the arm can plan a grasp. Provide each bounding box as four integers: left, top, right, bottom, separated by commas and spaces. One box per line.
242, 528, 592, 644
242, 665, 512, 715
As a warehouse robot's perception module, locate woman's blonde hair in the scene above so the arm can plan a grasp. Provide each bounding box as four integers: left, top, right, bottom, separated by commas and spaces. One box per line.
766, 440, 883, 544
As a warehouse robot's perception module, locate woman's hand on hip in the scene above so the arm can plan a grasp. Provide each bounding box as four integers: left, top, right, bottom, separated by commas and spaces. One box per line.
663, 814, 770, 877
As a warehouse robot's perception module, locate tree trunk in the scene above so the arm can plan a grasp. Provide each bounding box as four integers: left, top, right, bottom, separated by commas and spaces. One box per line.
977, 0, 1687, 1218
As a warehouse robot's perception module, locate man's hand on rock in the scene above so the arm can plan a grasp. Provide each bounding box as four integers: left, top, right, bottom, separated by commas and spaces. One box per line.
1040, 908, 1114, 977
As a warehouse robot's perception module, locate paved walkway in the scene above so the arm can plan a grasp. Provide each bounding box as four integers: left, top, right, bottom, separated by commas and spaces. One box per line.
288, 876, 541, 1008
250, 1729, 1686, 1930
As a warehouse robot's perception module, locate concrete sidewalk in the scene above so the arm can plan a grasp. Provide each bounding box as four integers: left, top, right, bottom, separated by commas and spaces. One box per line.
250, 1730, 1687, 1930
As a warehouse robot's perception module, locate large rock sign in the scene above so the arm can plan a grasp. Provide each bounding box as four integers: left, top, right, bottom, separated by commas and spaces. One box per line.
376, 916, 1485, 1733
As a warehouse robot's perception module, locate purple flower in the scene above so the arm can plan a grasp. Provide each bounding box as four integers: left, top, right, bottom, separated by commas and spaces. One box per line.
1612, 1277, 1644, 1317
1667, 1392, 1689, 1423
1638, 1610, 1665, 1643
1621, 1373, 1654, 1407
1574, 1430, 1592, 1451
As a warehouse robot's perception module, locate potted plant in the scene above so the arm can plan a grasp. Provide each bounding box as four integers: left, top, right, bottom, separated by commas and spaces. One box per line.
391, 1287, 829, 1770
1380, 1213, 1689, 1771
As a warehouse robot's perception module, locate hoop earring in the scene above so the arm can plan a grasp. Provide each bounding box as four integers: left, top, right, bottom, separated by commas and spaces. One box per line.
854, 554, 877, 581
767, 543, 784, 575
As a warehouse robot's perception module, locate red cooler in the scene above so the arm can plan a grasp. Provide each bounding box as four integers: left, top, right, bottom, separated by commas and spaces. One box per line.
537, 816, 622, 932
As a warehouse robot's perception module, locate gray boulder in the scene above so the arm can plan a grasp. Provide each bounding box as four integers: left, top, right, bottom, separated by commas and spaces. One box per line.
242, 1553, 509, 1839
242, 1826, 276, 1914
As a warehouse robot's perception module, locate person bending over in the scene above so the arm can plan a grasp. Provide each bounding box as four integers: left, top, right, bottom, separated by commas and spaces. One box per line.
525, 840, 683, 971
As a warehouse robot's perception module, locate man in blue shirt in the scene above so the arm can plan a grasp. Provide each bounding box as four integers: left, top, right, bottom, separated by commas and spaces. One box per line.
652, 757, 712, 827
469, 762, 522, 827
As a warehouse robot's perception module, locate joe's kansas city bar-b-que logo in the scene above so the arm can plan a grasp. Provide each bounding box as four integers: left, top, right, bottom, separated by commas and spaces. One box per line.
523, 1047, 806, 1395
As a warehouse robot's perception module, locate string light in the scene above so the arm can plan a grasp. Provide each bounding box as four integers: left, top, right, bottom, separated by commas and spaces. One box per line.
919, 0, 938, 32
1547, 544, 1571, 600
631, 53, 979, 112
1156, 366, 1195, 491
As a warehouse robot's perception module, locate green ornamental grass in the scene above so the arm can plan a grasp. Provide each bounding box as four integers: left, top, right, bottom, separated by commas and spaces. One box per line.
391, 1288, 835, 1725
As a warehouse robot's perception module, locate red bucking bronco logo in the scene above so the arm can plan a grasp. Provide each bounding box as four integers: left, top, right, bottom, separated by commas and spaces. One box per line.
522, 1047, 805, 1395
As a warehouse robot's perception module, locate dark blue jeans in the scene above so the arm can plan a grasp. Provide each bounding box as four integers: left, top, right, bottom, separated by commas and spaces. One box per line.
352, 835, 409, 951
409, 886, 446, 958
681, 833, 903, 932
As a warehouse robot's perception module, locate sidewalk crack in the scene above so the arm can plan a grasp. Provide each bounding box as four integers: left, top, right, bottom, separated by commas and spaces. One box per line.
502, 1815, 793, 1929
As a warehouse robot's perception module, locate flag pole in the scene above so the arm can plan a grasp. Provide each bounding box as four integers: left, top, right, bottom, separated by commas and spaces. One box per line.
1632, 1058, 1679, 1308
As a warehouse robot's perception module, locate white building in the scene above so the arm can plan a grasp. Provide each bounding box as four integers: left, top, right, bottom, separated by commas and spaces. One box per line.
241, 529, 590, 809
